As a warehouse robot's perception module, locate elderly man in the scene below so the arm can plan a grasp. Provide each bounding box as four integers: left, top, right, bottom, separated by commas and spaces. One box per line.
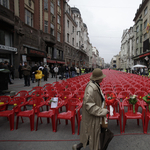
72, 68, 109, 150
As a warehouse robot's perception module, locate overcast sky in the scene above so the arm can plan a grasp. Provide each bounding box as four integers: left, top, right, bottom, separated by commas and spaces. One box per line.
68, 0, 142, 63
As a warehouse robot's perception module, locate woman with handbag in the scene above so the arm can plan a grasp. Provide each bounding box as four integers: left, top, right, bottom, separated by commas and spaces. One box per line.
72, 68, 109, 150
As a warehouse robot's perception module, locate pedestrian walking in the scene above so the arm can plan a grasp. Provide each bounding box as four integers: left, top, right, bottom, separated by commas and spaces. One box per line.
76, 67, 80, 76
10, 64, 15, 80
72, 68, 109, 150
54, 65, 59, 81
31, 64, 38, 83
71, 65, 76, 78
18, 63, 23, 79
60, 64, 65, 80
3, 61, 13, 84
65, 64, 69, 79
43, 65, 48, 81
22, 61, 31, 86
50, 65, 55, 78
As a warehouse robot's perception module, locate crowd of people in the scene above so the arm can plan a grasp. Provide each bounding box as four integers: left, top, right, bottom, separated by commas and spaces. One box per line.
0, 61, 94, 86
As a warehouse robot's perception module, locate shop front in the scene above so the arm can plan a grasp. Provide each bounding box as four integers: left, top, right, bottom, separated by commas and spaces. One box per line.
0, 44, 17, 65
22, 45, 47, 66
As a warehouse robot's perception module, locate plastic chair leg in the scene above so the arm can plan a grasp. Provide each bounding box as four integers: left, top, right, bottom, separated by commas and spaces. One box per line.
16, 116, 19, 129
137, 119, 139, 125
36, 117, 39, 131
10, 113, 14, 131
71, 117, 75, 135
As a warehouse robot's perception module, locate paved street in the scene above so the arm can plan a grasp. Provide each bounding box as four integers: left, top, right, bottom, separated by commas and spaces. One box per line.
0, 76, 150, 150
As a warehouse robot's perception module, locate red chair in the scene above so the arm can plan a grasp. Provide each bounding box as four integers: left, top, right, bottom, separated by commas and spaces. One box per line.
0, 97, 26, 131
58, 91, 73, 110
117, 91, 131, 102
144, 103, 150, 133
140, 87, 149, 93
36, 98, 63, 132
123, 84, 131, 90
106, 99, 122, 133
127, 87, 137, 95
77, 102, 82, 135
134, 91, 148, 107
56, 98, 80, 134
0, 109, 14, 131
122, 99, 145, 133
113, 87, 124, 96
10, 90, 29, 99
75, 91, 84, 102
16, 97, 45, 131
0, 96, 11, 111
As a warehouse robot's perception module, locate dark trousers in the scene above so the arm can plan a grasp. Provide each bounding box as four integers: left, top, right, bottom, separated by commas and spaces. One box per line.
19, 71, 22, 79
24, 75, 30, 86
61, 72, 64, 80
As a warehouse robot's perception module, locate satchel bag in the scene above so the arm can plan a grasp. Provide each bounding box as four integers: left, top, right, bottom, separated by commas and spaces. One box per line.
100, 115, 114, 150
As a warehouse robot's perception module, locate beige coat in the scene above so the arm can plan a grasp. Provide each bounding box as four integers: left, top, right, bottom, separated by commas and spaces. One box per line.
80, 81, 108, 150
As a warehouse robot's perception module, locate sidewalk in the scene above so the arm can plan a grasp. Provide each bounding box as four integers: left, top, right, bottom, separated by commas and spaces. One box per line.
0, 76, 150, 150
1, 76, 61, 95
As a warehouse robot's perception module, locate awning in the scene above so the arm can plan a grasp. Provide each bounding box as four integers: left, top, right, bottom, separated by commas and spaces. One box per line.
47, 60, 56, 63
57, 61, 65, 64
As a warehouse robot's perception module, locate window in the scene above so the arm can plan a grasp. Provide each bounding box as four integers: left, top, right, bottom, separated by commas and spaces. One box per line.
57, 0, 60, 6
140, 24, 142, 31
68, 48, 70, 55
140, 47, 142, 54
25, 9, 33, 27
72, 38, 74, 46
44, 21, 48, 33
136, 26, 139, 33
136, 48, 138, 55
50, 23, 54, 36
67, 33, 69, 42
136, 37, 138, 44
67, 20, 69, 28
57, 32, 60, 42
0, 0, 9, 9
144, 33, 147, 40
144, 20, 147, 29
51, 2, 54, 14
44, 0, 48, 10
72, 26, 74, 33
76, 43, 78, 47
140, 36, 142, 43
57, 15, 60, 24
144, 7, 148, 15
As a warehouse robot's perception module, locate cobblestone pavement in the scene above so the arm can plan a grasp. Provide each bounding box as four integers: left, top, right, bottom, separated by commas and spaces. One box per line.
0, 76, 150, 150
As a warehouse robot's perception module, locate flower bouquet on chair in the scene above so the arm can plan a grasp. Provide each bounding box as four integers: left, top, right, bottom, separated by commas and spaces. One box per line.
143, 94, 150, 111
128, 95, 137, 113
105, 93, 116, 105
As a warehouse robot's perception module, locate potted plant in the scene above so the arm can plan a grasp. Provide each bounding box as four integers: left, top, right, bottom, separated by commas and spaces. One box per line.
143, 93, 150, 111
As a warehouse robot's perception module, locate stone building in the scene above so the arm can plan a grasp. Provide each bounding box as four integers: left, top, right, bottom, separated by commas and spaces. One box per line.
0, 0, 65, 77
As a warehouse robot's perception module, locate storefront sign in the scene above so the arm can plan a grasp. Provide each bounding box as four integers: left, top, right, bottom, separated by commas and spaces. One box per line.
57, 61, 65, 64
28, 49, 46, 57
47, 60, 56, 63
0, 44, 17, 52
139, 52, 150, 58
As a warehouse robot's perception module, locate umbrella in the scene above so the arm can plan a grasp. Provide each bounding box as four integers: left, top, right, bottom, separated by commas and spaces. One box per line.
133, 64, 146, 68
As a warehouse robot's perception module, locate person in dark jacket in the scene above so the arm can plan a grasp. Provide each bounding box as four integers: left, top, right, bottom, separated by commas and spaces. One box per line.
50, 65, 55, 78
22, 61, 31, 86
71, 65, 76, 78
59, 64, 65, 80
3, 61, 13, 84
31, 64, 38, 83
18, 63, 23, 79
10, 64, 15, 80
43, 65, 48, 81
